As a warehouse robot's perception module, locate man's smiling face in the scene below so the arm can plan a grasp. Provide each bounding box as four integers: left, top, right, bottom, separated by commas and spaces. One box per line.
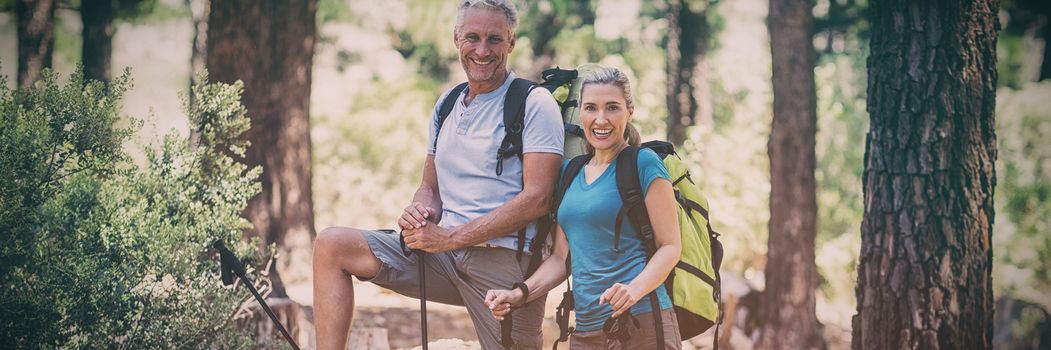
455, 7, 515, 87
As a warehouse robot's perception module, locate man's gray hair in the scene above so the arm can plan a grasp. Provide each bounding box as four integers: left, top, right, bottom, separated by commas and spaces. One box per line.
454, 0, 518, 37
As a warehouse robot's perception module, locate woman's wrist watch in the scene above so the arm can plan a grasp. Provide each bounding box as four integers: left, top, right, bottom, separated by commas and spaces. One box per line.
512, 282, 530, 308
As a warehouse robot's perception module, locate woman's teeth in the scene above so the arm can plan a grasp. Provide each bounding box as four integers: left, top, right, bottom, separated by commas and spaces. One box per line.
593, 129, 613, 137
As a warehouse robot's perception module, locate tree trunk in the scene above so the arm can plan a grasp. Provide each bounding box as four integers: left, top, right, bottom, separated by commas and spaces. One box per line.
188, 0, 208, 90
665, 0, 710, 146
16, 0, 56, 88
186, 0, 208, 146
206, 0, 317, 298
80, 0, 114, 84
757, 0, 824, 349
1041, 14, 1051, 81
853, 1, 999, 349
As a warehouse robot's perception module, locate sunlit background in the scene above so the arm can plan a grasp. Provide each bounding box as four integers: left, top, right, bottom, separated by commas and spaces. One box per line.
2, 0, 1048, 348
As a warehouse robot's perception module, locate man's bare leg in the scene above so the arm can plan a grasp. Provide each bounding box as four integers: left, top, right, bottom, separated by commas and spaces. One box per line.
312, 227, 383, 350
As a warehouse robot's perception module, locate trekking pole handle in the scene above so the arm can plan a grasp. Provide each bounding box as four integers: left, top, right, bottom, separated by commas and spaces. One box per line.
399, 230, 414, 256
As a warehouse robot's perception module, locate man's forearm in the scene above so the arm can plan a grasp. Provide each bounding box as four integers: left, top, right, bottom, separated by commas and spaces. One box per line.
443, 152, 561, 249
447, 189, 550, 248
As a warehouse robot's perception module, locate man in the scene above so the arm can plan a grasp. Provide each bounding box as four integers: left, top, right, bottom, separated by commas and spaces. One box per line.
312, 1, 564, 349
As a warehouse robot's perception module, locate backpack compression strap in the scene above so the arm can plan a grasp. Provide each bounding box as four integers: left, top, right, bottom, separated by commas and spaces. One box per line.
613, 145, 665, 350
539, 67, 577, 92
538, 67, 586, 139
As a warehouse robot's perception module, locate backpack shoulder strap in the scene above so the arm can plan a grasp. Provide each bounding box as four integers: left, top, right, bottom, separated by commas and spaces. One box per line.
613, 146, 655, 253
496, 78, 537, 176
552, 154, 587, 349
433, 82, 469, 153
555, 155, 592, 218
526, 156, 588, 278
616, 146, 666, 350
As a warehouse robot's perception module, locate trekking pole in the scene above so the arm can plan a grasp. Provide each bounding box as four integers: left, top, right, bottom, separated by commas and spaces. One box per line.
400, 231, 428, 350
212, 240, 300, 350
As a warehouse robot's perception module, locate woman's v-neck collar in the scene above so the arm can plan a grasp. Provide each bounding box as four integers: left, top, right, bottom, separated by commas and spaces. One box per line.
579, 159, 617, 188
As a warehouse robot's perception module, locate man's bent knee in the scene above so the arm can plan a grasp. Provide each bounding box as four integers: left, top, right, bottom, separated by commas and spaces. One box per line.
314, 227, 382, 278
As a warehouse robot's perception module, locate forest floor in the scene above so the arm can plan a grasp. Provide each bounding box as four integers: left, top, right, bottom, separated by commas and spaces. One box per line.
284, 270, 854, 350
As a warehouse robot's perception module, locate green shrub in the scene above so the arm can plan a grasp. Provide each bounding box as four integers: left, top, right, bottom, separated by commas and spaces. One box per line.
0, 68, 266, 348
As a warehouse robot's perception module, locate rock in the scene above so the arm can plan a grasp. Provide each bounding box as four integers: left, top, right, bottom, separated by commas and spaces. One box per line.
348, 327, 390, 350
993, 298, 1051, 350
239, 297, 315, 349
405, 338, 480, 350
352, 305, 477, 349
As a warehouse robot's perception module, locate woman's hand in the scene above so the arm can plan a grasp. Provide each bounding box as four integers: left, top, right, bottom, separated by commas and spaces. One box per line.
599, 283, 644, 318
485, 288, 525, 321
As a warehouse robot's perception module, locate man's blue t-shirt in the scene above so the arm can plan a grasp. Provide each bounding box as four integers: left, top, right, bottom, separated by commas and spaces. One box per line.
556, 148, 672, 332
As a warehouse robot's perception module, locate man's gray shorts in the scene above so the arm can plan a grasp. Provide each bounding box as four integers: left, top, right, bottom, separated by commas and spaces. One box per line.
357, 229, 546, 349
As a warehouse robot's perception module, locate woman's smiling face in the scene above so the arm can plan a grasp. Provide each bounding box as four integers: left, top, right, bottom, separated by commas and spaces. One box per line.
580, 83, 633, 153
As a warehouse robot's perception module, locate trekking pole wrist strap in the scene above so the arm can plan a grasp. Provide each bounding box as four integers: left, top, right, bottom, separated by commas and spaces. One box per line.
512, 282, 530, 308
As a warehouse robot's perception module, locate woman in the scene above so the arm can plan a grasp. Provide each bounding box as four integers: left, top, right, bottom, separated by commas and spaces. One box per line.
485, 67, 683, 349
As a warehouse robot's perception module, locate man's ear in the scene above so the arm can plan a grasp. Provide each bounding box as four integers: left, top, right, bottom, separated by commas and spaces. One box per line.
452, 32, 460, 48
508, 34, 516, 51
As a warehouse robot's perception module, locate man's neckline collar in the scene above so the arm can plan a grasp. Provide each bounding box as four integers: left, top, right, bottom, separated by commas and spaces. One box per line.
470, 72, 517, 103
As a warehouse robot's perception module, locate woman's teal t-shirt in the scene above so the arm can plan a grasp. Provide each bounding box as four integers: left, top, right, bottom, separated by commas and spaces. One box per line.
557, 148, 672, 332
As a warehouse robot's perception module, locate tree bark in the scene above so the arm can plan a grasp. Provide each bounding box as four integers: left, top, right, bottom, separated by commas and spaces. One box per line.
206, 0, 318, 298
665, 0, 710, 146
16, 0, 56, 88
853, 1, 999, 349
757, 0, 824, 349
1041, 14, 1051, 81
80, 0, 114, 84
186, 0, 208, 146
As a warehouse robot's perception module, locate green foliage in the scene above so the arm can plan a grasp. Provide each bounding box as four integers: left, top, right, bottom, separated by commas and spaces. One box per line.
0, 68, 264, 348
997, 35, 1032, 89
997, 0, 1050, 88
61, 0, 170, 22
812, 51, 867, 314
813, 0, 869, 56
318, 0, 353, 23
382, 1, 460, 83
518, 0, 597, 55
118, 0, 189, 24
994, 81, 1051, 309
